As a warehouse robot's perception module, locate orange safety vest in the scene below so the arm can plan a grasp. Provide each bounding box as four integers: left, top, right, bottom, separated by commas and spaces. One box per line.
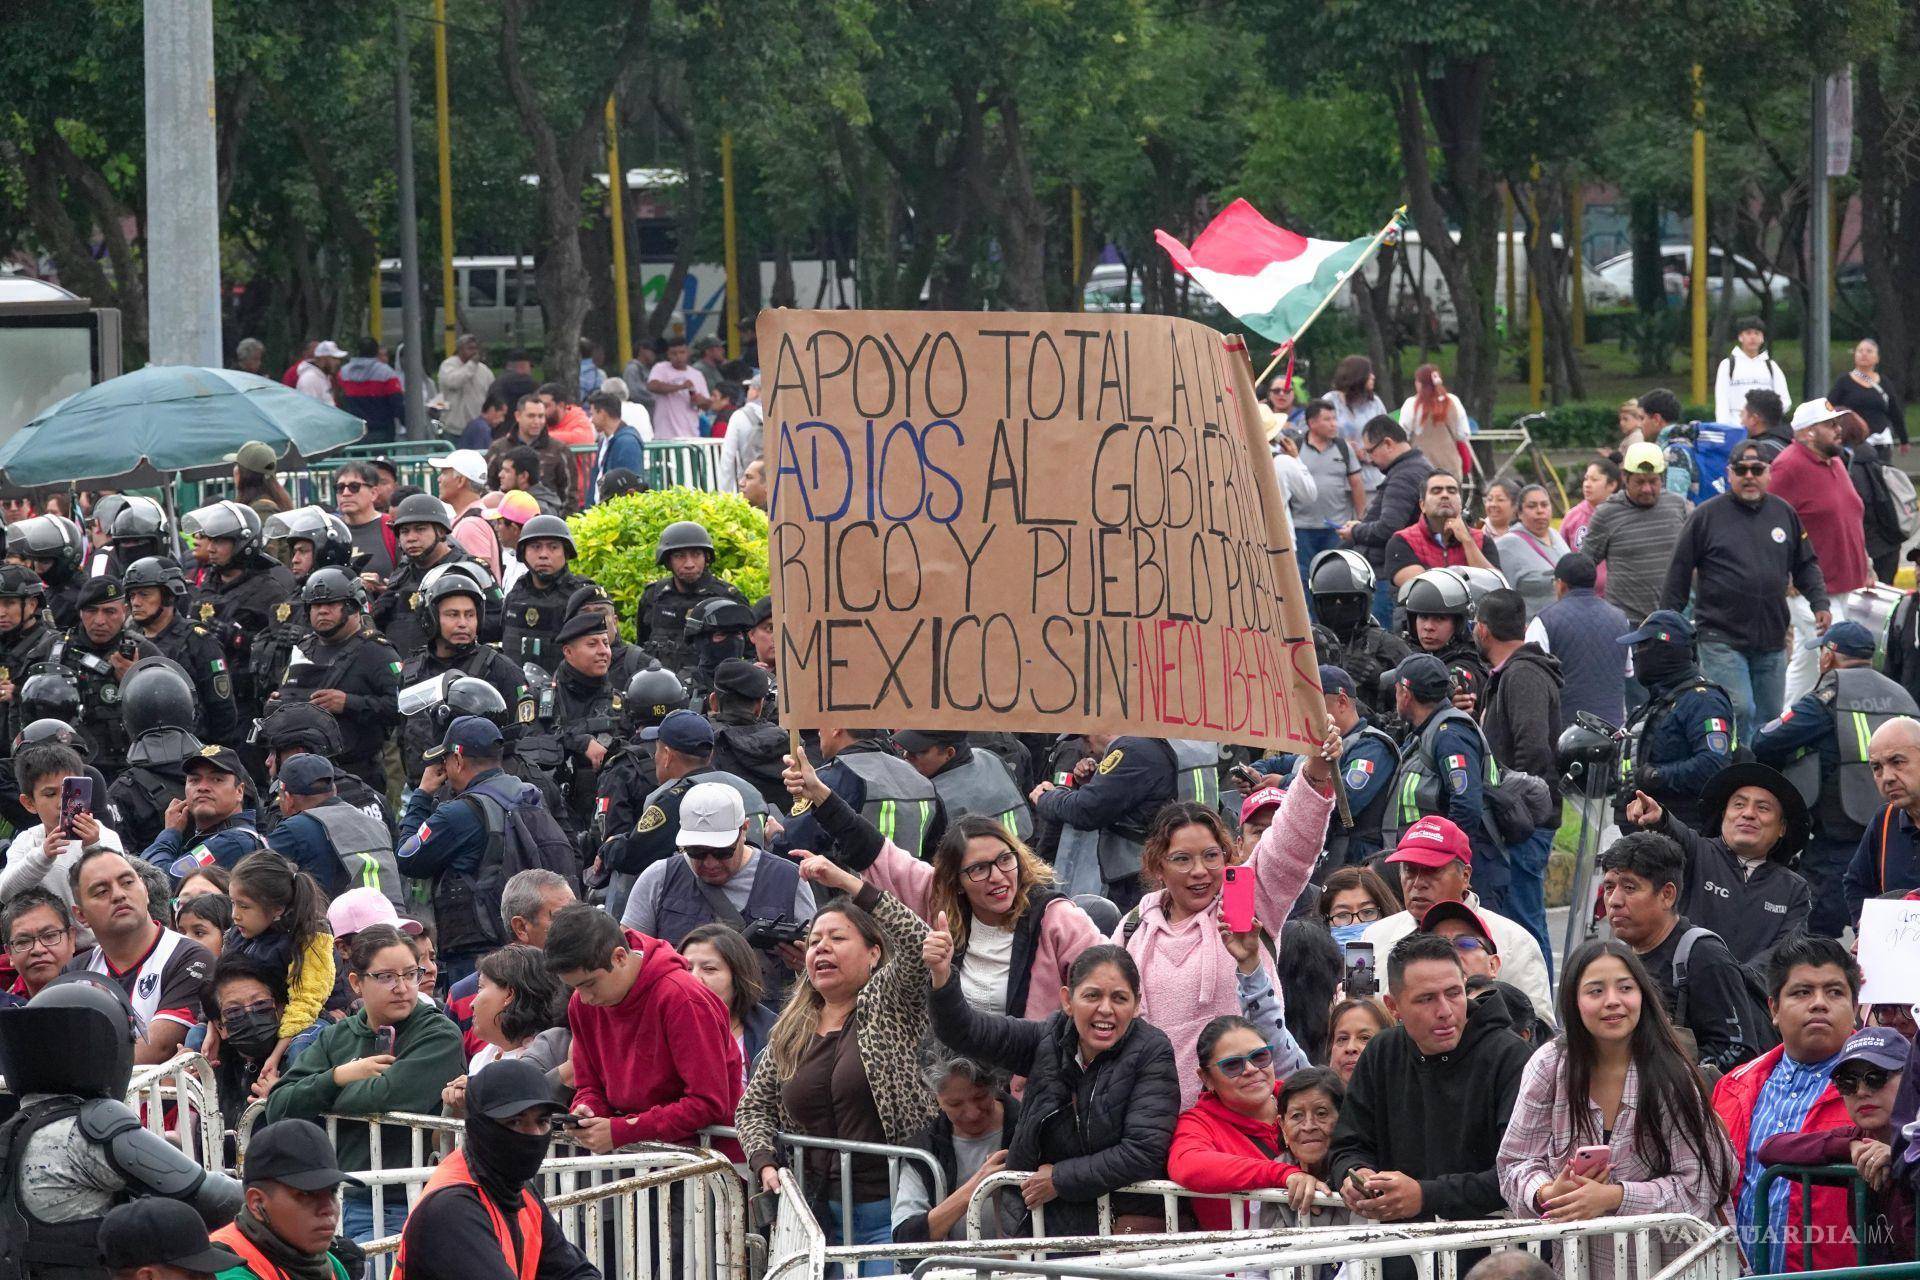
209, 1222, 346, 1280
391, 1148, 545, 1280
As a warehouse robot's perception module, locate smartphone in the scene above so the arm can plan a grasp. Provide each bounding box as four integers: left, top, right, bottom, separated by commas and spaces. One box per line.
1566, 1145, 1611, 1179
549, 1113, 585, 1133
1229, 764, 1263, 790
373, 1026, 396, 1057
1343, 941, 1377, 999
1346, 1168, 1376, 1198
1222, 866, 1256, 933
59, 776, 92, 834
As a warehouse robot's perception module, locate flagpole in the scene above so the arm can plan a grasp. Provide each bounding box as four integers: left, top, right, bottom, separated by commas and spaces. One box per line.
1254, 206, 1407, 388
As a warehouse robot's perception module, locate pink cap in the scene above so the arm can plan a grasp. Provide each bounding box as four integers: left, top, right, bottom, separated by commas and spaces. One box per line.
326, 887, 423, 939
484, 490, 541, 526
1239, 785, 1285, 824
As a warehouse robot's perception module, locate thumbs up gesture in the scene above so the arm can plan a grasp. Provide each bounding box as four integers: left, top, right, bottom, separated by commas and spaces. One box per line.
923, 911, 955, 988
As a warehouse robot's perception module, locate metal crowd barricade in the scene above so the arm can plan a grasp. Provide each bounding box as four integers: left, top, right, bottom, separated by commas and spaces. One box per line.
648, 438, 727, 491
964, 1170, 1329, 1239
699, 1123, 946, 1243
1753, 1162, 1880, 1271
124, 1051, 222, 1166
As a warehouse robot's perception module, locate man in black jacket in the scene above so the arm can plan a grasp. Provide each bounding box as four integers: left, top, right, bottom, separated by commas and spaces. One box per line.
1473, 588, 1562, 967
1330, 932, 1529, 1278
1620, 763, 1812, 964
1342, 417, 1436, 625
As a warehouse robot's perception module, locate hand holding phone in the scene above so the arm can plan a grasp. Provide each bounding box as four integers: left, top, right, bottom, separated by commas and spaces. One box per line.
59, 776, 93, 836
1565, 1145, 1611, 1180
1222, 866, 1256, 933
373, 1026, 396, 1057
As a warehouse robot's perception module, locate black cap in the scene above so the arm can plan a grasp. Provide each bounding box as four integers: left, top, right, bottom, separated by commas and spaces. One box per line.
469, 1057, 567, 1120
893, 729, 967, 753
556, 610, 609, 647
97, 1199, 244, 1274
183, 742, 247, 779
244, 1118, 365, 1190
565, 583, 614, 616
424, 714, 505, 763
641, 708, 714, 752
1385, 653, 1452, 702
751, 595, 773, 626
75, 576, 125, 608
279, 753, 337, 796
711, 658, 772, 701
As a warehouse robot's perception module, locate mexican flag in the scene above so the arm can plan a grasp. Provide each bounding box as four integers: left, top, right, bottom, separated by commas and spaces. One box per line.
1154, 199, 1394, 346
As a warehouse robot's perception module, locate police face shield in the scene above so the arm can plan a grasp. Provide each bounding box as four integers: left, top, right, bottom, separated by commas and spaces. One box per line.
398, 671, 458, 720
0, 975, 139, 1098
1316, 592, 1372, 638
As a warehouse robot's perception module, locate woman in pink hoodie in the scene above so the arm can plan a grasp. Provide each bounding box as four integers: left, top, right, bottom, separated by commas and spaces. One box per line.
1118, 725, 1337, 1109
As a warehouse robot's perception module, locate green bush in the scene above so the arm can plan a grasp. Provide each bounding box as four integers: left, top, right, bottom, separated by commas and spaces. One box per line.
1524, 400, 1713, 449
568, 490, 770, 639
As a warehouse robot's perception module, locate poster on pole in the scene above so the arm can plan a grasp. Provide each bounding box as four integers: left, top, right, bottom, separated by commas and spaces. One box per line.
1857, 897, 1920, 1004
760, 308, 1327, 753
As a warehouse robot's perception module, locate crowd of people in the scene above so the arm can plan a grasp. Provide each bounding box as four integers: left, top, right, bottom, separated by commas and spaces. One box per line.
2, 330, 1919, 1280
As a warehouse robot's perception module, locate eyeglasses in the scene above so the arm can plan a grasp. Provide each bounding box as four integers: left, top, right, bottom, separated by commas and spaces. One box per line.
6, 926, 67, 954
219, 998, 278, 1024
681, 846, 735, 863
335, 482, 368, 495
961, 850, 1019, 883
1449, 936, 1491, 953
1164, 847, 1229, 872
362, 967, 424, 989
1834, 1067, 1894, 1095
1210, 1046, 1276, 1079
1327, 906, 1382, 927
1730, 462, 1769, 477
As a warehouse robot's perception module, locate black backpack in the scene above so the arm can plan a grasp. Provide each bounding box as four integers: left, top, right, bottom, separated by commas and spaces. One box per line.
439, 786, 580, 951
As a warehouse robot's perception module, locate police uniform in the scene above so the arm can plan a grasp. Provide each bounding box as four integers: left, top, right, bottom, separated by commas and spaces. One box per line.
773, 736, 946, 866
1312, 619, 1411, 725
52, 588, 162, 781
138, 745, 269, 873
1618, 612, 1737, 831
502, 568, 596, 673
270, 624, 404, 793
143, 610, 241, 746
1753, 627, 1918, 938
374, 545, 482, 660
636, 573, 748, 674
398, 645, 533, 786
897, 730, 1033, 842
252, 700, 397, 840
532, 613, 625, 831
1382, 655, 1507, 911
1034, 735, 1178, 910
705, 660, 788, 810
190, 556, 297, 721
248, 596, 309, 705
106, 755, 189, 856
1331, 715, 1400, 866
0, 611, 57, 748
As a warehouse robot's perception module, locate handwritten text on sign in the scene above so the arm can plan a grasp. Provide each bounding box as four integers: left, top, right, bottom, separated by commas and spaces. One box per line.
1857, 897, 1920, 1004
762, 309, 1320, 750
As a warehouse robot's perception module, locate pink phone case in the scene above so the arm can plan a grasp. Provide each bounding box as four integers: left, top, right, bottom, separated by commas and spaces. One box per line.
1222, 866, 1255, 933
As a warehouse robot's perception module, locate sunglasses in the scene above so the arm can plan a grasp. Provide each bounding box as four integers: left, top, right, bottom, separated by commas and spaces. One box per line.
681, 846, 733, 863
335, 482, 368, 495
1834, 1067, 1894, 1095
1210, 1046, 1276, 1079
1729, 462, 1769, 477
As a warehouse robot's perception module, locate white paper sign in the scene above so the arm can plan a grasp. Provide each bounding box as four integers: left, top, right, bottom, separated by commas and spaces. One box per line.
1856, 898, 1920, 1004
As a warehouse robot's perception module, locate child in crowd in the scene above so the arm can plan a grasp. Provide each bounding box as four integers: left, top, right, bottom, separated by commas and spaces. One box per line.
221, 850, 335, 1078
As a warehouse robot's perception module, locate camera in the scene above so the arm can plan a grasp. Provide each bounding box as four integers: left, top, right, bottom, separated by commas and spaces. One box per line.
741, 917, 811, 950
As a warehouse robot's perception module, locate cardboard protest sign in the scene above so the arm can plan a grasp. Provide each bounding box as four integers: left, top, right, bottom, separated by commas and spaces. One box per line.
761, 308, 1326, 752
1857, 897, 1920, 1004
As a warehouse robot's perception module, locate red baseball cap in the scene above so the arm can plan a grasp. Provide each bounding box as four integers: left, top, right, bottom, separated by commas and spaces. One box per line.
1239, 786, 1286, 825
1418, 900, 1498, 954
1385, 815, 1472, 868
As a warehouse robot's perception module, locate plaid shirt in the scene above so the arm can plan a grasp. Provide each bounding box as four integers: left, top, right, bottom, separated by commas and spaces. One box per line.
1498, 1039, 1735, 1280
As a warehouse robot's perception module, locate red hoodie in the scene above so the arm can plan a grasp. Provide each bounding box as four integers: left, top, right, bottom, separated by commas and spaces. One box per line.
1167, 1084, 1303, 1230
568, 929, 743, 1148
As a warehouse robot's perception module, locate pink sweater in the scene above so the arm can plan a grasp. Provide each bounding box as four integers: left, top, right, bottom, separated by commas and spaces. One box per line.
1118, 777, 1334, 1110
857, 838, 1103, 1022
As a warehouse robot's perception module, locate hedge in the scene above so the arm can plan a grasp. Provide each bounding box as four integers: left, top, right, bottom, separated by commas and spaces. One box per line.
567, 489, 770, 640
1521, 401, 1713, 450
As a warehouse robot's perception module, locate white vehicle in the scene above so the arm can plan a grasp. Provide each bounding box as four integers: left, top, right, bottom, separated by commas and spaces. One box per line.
1585, 244, 1789, 310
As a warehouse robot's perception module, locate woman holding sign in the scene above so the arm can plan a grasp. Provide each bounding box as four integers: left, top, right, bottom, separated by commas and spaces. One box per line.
1121, 723, 1339, 1110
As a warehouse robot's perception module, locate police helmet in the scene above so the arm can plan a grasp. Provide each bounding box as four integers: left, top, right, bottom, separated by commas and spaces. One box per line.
18, 664, 81, 724
430, 676, 509, 735
1398, 567, 1474, 619
258, 699, 345, 758
109, 495, 170, 546
517, 515, 576, 558
1445, 565, 1511, 610
683, 597, 757, 639
6, 515, 84, 578
654, 520, 715, 567
0, 972, 139, 1098
0, 562, 46, 601
1556, 719, 1621, 793
121, 656, 200, 740
420, 559, 499, 598
265, 506, 356, 569
90, 494, 133, 538
627, 661, 688, 726
13, 717, 89, 759
1308, 548, 1376, 598
182, 499, 260, 558
302, 566, 367, 610
123, 556, 189, 600
390, 493, 453, 533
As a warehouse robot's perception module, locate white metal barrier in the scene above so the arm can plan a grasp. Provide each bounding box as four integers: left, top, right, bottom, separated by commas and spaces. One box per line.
699, 1123, 948, 1237
965, 1169, 1340, 1239
124, 1051, 223, 1167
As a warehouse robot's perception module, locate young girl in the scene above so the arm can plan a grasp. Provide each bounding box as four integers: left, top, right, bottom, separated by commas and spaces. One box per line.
223, 850, 334, 1078
175, 892, 231, 956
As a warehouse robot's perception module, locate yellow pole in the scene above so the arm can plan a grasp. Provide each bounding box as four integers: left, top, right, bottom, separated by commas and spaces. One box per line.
1503, 187, 1516, 335
1528, 169, 1544, 408
433, 0, 456, 359
1569, 182, 1585, 349
721, 130, 740, 359
605, 97, 633, 372
369, 251, 383, 343
1070, 184, 1084, 311
1690, 63, 1709, 405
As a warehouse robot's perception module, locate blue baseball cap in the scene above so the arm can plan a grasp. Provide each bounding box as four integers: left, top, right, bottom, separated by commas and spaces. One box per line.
1805, 620, 1876, 659
1836, 1025, 1911, 1073
1318, 665, 1357, 700
1617, 609, 1695, 646
423, 715, 503, 763
1385, 653, 1451, 702
642, 708, 715, 753
278, 753, 337, 796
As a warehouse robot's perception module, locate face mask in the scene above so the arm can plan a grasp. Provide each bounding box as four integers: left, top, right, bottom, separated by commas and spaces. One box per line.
466, 1111, 553, 1193
1633, 641, 1690, 685
1330, 922, 1370, 946
224, 1008, 281, 1060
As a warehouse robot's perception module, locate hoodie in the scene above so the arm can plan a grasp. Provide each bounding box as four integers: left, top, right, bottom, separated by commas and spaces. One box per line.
338, 355, 405, 438
1328, 988, 1531, 1231
711, 716, 800, 810
566, 928, 742, 1148
1715, 346, 1792, 425
1481, 642, 1564, 808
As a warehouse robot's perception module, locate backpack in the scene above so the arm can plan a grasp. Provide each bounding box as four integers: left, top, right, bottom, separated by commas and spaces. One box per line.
1672, 925, 1778, 1054
1658, 421, 1740, 503
460, 786, 582, 943
1413, 709, 1555, 846
1882, 465, 1920, 540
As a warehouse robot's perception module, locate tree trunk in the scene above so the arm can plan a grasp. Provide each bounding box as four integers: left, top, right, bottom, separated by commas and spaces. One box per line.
983, 95, 1048, 310
1857, 50, 1918, 402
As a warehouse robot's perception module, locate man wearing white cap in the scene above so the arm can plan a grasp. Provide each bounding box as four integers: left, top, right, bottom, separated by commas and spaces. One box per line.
295, 340, 346, 405
1772, 399, 1873, 702
620, 779, 814, 1004
428, 449, 502, 577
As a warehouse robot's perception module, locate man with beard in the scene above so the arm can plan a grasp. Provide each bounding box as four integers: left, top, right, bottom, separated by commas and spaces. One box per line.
1308, 550, 1408, 727
534, 611, 623, 830
368, 494, 483, 658
1383, 470, 1502, 589
0, 562, 59, 745
1615, 610, 1737, 830
267, 568, 403, 793
501, 516, 595, 673
393, 1059, 599, 1280
52, 576, 162, 778
636, 522, 747, 674
705, 659, 787, 808
184, 500, 298, 727
126, 556, 242, 746
398, 573, 531, 785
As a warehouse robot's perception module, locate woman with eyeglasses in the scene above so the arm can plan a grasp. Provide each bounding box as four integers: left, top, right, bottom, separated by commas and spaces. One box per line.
1121, 725, 1338, 1109
1171, 1022, 1350, 1229
1318, 866, 1402, 945
264, 923, 465, 1242
199, 951, 326, 1127
1497, 940, 1735, 1278
784, 757, 1102, 1023
1494, 485, 1570, 620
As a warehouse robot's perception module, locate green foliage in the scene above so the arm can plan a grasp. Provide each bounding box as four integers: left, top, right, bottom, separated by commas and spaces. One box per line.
567, 490, 770, 639
1525, 400, 1712, 449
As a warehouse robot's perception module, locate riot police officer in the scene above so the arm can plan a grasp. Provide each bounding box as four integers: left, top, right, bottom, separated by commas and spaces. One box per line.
895, 728, 1033, 842
1398, 567, 1492, 715
253, 507, 355, 697
1320, 664, 1400, 870
1309, 549, 1410, 724
369, 494, 485, 658
50, 577, 162, 780
104, 658, 207, 854
0, 976, 242, 1272
636, 521, 748, 673
533, 610, 625, 831
409, 675, 571, 834
1616, 609, 1738, 831
268, 567, 402, 793
593, 663, 689, 858
5, 513, 86, 629
1753, 620, 1918, 938
255, 699, 394, 837
681, 597, 758, 704
1381, 653, 1508, 912
124, 557, 240, 747
98, 497, 174, 578
566, 584, 647, 686
705, 659, 788, 809
182, 500, 297, 727
500, 515, 594, 673
0, 564, 59, 747
397, 573, 531, 786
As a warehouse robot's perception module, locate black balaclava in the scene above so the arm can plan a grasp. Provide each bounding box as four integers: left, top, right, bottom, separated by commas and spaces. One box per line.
465, 1059, 560, 1201
1632, 638, 1692, 688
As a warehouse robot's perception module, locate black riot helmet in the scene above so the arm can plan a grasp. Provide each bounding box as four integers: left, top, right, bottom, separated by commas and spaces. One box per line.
391, 493, 453, 535
627, 661, 688, 728
124, 555, 190, 600
109, 496, 171, 560
517, 515, 576, 559
0, 972, 139, 1098
12, 717, 90, 758
684, 597, 755, 671
302, 566, 367, 611
1308, 549, 1377, 638
121, 656, 200, 740
182, 499, 261, 559
655, 520, 715, 568
6, 515, 84, 584
90, 494, 133, 540
0, 562, 45, 603
258, 699, 346, 759
1557, 718, 1623, 794
17, 663, 81, 725
430, 676, 509, 735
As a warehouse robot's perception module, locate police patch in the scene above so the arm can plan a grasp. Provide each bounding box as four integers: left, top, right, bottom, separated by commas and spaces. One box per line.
199, 603, 215, 621
526, 608, 539, 626
213, 675, 231, 700
409, 593, 421, 611
1771, 527, 1786, 543
518, 700, 535, 724
101, 685, 118, 703
1706, 732, 1730, 755
1097, 749, 1124, 775
1447, 768, 1469, 792
1344, 759, 1374, 790
635, 805, 666, 833
276, 604, 291, 623
211, 657, 226, 673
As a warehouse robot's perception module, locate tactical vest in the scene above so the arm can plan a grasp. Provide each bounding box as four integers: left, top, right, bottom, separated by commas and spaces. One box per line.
430, 771, 540, 954
0, 1098, 109, 1280
1782, 666, 1920, 833
1167, 739, 1227, 809
1623, 677, 1736, 790
837, 750, 940, 858
50, 638, 134, 764
305, 800, 407, 909
1384, 707, 1500, 844
1055, 738, 1195, 889
503, 572, 587, 672
1329, 722, 1400, 864
651, 849, 800, 997
645, 768, 772, 850
932, 750, 1032, 841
